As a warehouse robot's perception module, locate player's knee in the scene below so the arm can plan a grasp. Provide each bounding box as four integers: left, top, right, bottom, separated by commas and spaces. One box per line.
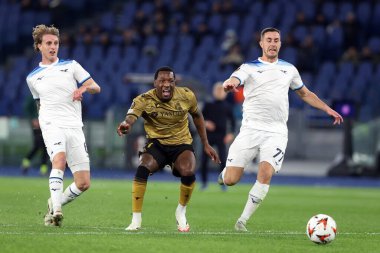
223, 177, 238, 186
175, 159, 195, 177
223, 173, 240, 186
175, 151, 195, 177
177, 166, 194, 177
77, 181, 90, 192
257, 161, 275, 184
52, 153, 66, 168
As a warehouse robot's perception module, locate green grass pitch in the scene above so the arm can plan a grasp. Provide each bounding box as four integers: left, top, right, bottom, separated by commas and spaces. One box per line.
0, 176, 379, 253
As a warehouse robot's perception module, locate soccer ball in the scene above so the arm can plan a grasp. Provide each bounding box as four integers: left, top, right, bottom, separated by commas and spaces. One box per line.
306, 214, 337, 244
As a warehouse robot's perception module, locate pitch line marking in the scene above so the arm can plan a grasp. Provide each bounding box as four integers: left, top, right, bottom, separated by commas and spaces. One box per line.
0, 229, 380, 236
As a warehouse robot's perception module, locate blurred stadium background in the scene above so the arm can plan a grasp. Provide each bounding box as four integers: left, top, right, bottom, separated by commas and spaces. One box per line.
0, 0, 379, 177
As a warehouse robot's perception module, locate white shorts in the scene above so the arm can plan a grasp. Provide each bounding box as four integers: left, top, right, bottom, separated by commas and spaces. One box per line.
41, 125, 90, 173
226, 127, 288, 173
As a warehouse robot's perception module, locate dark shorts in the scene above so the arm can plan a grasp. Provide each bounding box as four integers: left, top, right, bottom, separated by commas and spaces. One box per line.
139, 139, 194, 170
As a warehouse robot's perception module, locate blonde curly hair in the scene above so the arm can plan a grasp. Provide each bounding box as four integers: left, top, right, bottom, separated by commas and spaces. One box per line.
32, 24, 60, 52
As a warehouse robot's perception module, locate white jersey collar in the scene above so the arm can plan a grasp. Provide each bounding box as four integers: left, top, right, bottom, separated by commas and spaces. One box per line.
39, 58, 59, 68
258, 57, 278, 65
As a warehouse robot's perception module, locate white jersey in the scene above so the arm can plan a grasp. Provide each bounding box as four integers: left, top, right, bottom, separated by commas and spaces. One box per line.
232, 58, 304, 135
26, 58, 91, 128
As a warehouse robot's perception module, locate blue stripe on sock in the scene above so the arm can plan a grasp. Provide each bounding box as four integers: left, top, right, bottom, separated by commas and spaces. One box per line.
69, 186, 80, 196
49, 177, 63, 181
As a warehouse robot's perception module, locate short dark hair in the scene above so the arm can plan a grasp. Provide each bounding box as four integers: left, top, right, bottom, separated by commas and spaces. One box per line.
154, 66, 175, 80
260, 27, 280, 39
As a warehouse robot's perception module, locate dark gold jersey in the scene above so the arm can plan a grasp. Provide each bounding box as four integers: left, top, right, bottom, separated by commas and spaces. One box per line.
127, 87, 199, 145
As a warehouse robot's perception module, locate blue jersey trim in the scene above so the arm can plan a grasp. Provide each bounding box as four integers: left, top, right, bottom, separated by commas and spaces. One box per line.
27, 66, 45, 78
246, 59, 265, 67
57, 59, 73, 66
292, 84, 304, 91
277, 59, 294, 66
231, 76, 242, 86
78, 76, 91, 85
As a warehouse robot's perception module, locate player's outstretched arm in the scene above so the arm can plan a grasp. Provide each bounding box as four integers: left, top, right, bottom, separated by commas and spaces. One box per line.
73, 78, 101, 101
82, 78, 101, 94
117, 115, 137, 136
204, 144, 221, 164
296, 86, 343, 125
223, 77, 240, 93
191, 110, 221, 164
325, 107, 344, 125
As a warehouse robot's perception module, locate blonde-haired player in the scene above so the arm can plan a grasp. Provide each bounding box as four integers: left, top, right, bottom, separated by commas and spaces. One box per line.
27, 24, 101, 226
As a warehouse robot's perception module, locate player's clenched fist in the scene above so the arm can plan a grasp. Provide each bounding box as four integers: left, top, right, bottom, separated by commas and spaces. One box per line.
223, 77, 240, 93
117, 121, 131, 136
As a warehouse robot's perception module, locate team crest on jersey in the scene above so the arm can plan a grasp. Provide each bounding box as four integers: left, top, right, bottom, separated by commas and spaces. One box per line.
150, 112, 158, 118
175, 102, 183, 110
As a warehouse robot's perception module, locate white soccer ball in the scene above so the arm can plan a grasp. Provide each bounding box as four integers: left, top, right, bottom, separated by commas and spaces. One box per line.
306, 214, 337, 244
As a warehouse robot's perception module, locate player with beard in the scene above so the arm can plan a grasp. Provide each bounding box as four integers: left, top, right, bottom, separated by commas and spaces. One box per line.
117, 66, 220, 232
218, 27, 343, 231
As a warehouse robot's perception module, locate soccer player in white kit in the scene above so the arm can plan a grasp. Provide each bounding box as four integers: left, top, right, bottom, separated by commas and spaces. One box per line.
219, 27, 343, 231
26, 25, 101, 226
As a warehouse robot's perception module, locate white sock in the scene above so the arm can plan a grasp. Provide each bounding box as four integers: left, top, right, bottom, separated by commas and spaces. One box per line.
132, 212, 142, 225
61, 182, 82, 206
221, 168, 226, 184
49, 169, 64, 212
239, 180, 270, 223
176, 203, 186, 214
175, 204, 187, 226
